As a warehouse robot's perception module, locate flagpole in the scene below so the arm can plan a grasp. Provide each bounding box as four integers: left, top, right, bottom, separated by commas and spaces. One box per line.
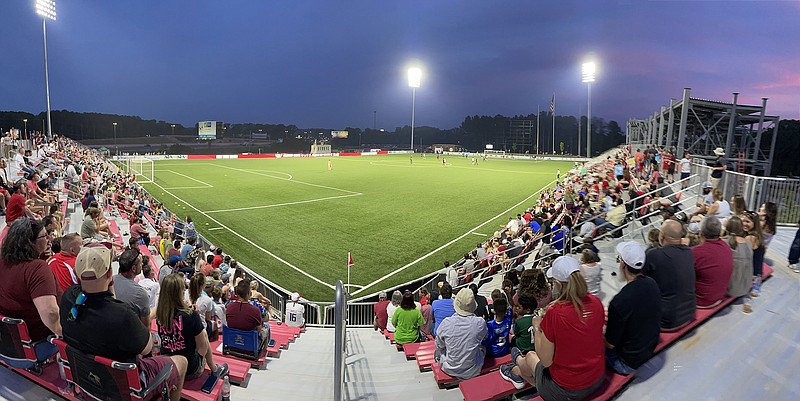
347, 252, 351, 293
552, 92, 556, 154
536, 104, 540, 155
578, 103, 581, 157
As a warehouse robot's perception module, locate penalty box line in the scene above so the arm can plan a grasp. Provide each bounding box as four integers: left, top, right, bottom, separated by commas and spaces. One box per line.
351, 178, 558, 297
151, 181, 336, 290
210, 163, 361, 195
205, 193, 362, 213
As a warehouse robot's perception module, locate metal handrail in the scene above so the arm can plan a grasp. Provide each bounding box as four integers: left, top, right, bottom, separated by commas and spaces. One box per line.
333, 281, 346, 401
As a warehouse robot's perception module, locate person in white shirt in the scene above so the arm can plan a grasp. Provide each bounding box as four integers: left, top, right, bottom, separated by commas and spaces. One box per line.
285, 292, 305, 328
138, 263, 160, 309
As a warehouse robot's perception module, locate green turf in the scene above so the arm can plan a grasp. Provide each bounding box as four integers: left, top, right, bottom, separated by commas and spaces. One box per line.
140, 154, 571, 301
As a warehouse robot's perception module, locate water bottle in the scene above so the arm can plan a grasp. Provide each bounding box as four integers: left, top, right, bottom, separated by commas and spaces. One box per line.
221, 376, 231, 401
152, 332, 161, 356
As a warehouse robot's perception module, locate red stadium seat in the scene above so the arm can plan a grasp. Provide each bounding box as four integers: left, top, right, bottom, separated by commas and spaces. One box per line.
432, 354, 511, 388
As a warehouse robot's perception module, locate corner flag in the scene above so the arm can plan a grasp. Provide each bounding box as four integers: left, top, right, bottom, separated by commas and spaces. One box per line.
347, 252, 354, 267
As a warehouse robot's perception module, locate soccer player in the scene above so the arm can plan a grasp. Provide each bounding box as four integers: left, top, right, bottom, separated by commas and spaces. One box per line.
327, 160, 333, 171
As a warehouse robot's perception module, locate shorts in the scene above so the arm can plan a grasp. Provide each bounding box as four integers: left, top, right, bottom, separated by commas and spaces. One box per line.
534, 362, 604, 401
680, 172, 690, 180
667, 168, 675, 175
137, 355, 181, 395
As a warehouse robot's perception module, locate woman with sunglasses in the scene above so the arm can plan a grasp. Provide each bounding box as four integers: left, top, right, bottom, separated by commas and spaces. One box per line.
740, 211, 765, 297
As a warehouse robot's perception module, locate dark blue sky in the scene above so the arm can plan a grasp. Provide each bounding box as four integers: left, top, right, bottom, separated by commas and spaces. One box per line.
2, 1, 798, 130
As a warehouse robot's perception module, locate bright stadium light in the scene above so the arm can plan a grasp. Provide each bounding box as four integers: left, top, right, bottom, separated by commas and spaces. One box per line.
582, 61, 596, 157
36, 0, 57, 140
408, 67, 422, 151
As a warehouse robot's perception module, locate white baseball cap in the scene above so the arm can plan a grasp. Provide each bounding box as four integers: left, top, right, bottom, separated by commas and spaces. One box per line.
290, 292, 301, 302
546, 256, 581, 282
615, 241, 646, 269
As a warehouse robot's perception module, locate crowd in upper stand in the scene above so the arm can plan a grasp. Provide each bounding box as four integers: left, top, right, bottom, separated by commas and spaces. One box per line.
373, 145, 786, 401
0, 132, 307, 400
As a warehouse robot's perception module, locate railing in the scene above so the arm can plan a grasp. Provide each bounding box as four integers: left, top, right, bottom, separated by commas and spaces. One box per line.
333, 281, 346, 401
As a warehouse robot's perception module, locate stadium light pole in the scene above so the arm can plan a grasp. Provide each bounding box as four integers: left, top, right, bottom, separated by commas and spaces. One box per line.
113, 122, 118, 155
36, 0, 56, 140
582, 61, 596, 158
171, 124, 176, 136
408, 67, 421, 152
23, 119, 28, 140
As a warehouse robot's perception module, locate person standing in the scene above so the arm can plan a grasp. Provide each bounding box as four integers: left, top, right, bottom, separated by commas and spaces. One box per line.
710, 148, 727, 190
605, 241, 662, 374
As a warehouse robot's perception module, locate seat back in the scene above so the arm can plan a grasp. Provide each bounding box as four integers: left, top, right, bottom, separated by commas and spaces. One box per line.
0, 314, 38, 368
222, 325, 260, 359
64, 343, 143, 401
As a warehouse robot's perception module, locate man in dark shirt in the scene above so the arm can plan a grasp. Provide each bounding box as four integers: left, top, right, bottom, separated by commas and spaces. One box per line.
373, 291, 390, 331
226, 279, 270, 348
644, 220, 696, 331
605, 241, 662, 374
60, 246, 187, 401
469, 283, 489, 320
710, 148, 727, 189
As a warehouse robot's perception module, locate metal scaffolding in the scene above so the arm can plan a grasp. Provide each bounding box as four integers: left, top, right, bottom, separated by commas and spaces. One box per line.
627, 88, 781, 176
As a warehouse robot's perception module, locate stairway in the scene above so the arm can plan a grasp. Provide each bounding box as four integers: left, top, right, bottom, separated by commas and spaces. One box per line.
229, 328, 462, 401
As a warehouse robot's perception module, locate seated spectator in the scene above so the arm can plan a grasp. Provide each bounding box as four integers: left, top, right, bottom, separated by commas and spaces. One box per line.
373, 291, 390, 331
249, 280, 272, 319
285, 292, 305, 328
692, 215, 734, 308
706, 188, 731, 222
130, 217, 150, 246
419, 287, 430, 306
434, 288, 487, 379
80, 207, 103, 239
47, 232, 82, 294
510, 294, 537, 353
212, 248, 223, 269
115, 248, 152, 328
500, 256, 605, 397
188, 274, 217, 339
199, 254, 214, 277
431, 283, 455, 336
420, 300, 433, 337
156, 274, 228, 380
218, 255, 231, 275
579, 250, 602, 296
469, 283, 489, 320
6, 179, 37, 225
60, 246, 187, 401
514, 268, 552, 312
210, 286, 227, 328
392, 291, 426, 345
167, 239, 182, 260
226, 279, 270, 350
482, 296, 512, 357
139, 262, 160, 309
385, 290, 402, 333
605, 241, 662, 374
725, 216, 754, 299
644, 220, 696, 331
0, 218, 61, 355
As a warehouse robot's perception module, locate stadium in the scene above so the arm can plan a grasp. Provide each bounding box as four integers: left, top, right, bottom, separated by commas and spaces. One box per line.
2, 2, 800, 401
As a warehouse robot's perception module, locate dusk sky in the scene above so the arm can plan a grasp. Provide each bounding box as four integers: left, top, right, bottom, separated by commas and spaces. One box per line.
2, 1, 798, 131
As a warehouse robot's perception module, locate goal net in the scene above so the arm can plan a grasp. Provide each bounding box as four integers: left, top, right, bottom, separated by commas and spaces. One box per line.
128, 158, 154, 183
484, 150, 507, 157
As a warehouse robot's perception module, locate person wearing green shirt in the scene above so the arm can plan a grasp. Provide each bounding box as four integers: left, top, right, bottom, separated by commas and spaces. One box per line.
392, 291, 426, 345
511, 294, 538, 353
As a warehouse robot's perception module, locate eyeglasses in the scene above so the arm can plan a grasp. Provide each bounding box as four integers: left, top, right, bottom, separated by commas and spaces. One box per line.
68, 292, 87, 321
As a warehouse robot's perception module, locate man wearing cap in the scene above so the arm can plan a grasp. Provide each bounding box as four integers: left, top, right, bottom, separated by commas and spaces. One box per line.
60, 246, 188, 401
692, 215, 733, 308
373, 291, 390, 331
644, 220, 696, 331
434, 287, 487, 380
114, 248, 153, 328
159, 256, 193, 287
710, 148, 726, 190
605, 241, 662, 374
285, 292, 305, 328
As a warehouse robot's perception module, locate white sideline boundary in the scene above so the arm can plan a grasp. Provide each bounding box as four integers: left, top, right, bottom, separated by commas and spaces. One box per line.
205, 193, 362, 213
156, 169, 214, 189
149, 181, 336, 290
351, 179, 558, 297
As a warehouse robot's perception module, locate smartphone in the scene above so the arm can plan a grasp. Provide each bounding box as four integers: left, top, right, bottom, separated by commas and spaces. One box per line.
268, 339, 276, 348
200, 374, 218, 394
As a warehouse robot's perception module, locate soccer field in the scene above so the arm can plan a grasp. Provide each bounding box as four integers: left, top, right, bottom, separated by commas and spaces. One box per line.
141, 154, 571, 301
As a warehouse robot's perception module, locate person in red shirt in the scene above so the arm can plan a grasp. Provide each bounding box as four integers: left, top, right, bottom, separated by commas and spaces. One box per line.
6, 180, 35, 225
47, 232, 82, 294
500, 256, 605, 398
373, 291, 390, 331
212, 248, 223, 269
129, 217, 149, 246
691, 216, 734, 308
225, 279, 270, 349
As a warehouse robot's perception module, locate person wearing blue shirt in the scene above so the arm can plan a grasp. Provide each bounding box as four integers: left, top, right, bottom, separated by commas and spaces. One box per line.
431, 283, 455, 337
482, 297, 512, 357
529, 219, 541, 233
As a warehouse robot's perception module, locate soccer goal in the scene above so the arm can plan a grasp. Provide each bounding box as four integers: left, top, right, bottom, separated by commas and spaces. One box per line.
484, 149, 507, 157
128, 158, 154, 183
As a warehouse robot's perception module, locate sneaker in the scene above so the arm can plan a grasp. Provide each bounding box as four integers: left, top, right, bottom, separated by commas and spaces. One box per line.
510, 347, 523, 366
750, 276, 762, 298
790, 264, 800, 274
742, 303, 752, 314
214, 363, 229, 378
499, 363, 525, 390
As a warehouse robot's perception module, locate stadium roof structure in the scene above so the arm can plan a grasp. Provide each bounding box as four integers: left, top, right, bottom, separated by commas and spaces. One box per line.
626, 87, 781, 176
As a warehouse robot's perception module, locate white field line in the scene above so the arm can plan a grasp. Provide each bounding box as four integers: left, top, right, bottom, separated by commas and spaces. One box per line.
207, 227, 225, 231
155, 170, 214, 189
210, 164, 360, 195
351, 179, 557, 296
162, 186, 214, 190
205, 193, 362, 213
240, 169, 293, 180
470, 232, 486, 236
367, 160, 554, 175
150, 181, 336, 290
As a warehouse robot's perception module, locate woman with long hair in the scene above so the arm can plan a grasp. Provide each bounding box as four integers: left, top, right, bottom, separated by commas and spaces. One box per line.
514, 268, 552, 312
580, 250, 602, 296
731, 195, 748, 217
500, 256, 605, 398
725, 217, 753, 299
188, 274, 216, 337
392, 291, 426, 345
741, 211, 765, 297
156, 274, 227, 380
385, 290, 403, 333
758, 202, 777, 247
706, 188, 731, 221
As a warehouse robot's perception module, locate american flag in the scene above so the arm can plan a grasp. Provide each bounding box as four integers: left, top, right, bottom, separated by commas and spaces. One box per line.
549, 94, 555, 113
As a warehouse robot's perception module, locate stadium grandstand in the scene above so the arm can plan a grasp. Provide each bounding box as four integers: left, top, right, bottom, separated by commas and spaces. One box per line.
1, 113, 798, 401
